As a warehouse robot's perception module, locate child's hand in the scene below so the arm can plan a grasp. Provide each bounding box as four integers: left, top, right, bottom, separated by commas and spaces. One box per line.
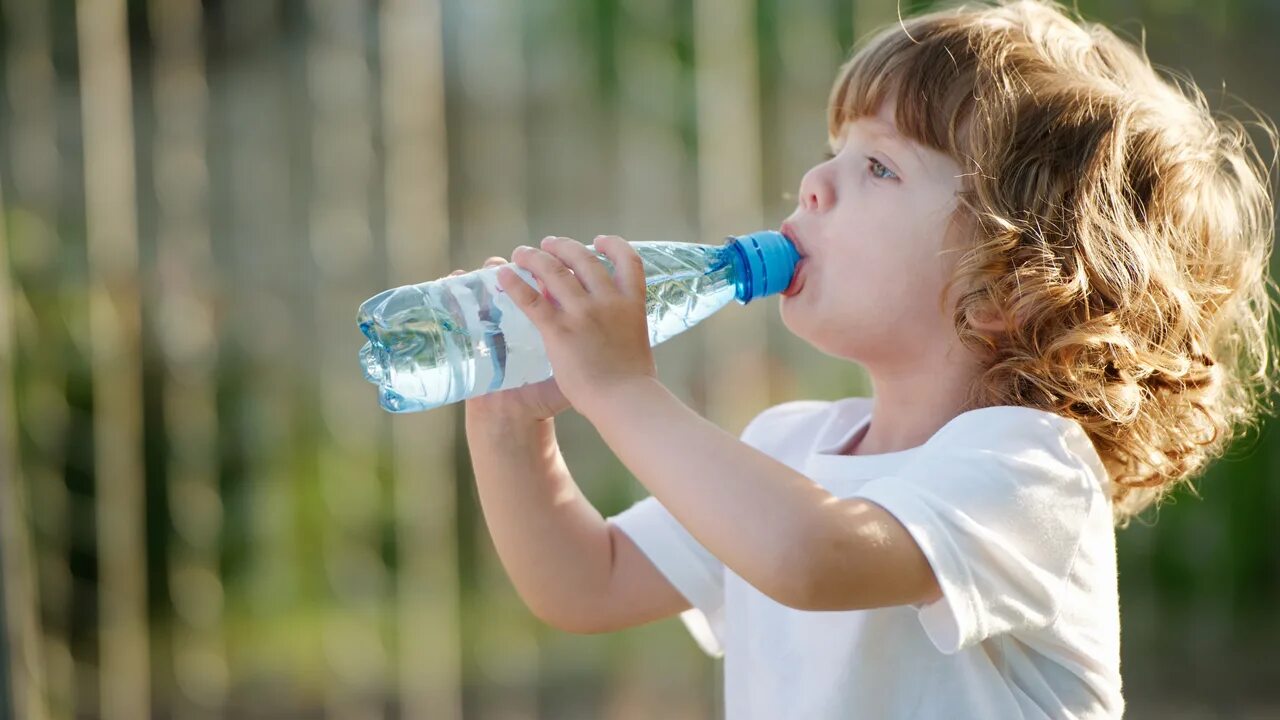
496, 235, 658, 420
448, 258, 573, 422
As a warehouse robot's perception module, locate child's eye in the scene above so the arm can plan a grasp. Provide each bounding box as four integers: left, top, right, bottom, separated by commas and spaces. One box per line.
867, 157, 897, 181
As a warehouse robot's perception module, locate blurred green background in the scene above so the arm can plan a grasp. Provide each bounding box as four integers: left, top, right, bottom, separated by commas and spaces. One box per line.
1, 0, 1278, 718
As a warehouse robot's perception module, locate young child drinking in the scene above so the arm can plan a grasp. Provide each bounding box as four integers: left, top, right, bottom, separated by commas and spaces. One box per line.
456, 0, 1278, 717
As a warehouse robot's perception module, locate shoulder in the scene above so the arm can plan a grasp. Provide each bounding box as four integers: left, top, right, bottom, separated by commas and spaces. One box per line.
934, 405, 1083, 439
924, 405, 1109, 494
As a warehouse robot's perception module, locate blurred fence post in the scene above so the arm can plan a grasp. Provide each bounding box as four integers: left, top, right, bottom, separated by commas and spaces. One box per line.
691, 0, 768, 715
0, 560, 9, 720
611, 0, 708, 715
769, 0, 862, 400
75, 0, 150, 719
454, 0, 542, 714
692, 1, 769, 447
2, 0, 73, 715
304, 1, 389, 718
219, 3, 304, 710
1, 179, 49, 720
147, 0, 228, 717
378, 0, 464, 718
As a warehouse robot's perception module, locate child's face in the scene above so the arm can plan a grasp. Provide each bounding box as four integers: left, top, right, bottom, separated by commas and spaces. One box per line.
779, 96, 973, 369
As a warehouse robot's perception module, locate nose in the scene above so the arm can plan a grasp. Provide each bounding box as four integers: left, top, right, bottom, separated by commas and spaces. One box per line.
797, 164, 834, 212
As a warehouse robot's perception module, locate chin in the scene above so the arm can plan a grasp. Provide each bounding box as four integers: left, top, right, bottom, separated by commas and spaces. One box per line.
781, 305, 867, 360
778, 295, 807, 335
789, 308, 928, 366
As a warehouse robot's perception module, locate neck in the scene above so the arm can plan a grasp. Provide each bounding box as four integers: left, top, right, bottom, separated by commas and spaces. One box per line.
850, 340, 988, 456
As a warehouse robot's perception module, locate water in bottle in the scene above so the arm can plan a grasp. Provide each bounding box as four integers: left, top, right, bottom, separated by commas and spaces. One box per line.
357, 230, 800, 413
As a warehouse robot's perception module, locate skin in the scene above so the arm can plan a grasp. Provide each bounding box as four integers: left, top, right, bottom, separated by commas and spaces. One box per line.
779, 94, 1001, 456
486, 93, 1003, 610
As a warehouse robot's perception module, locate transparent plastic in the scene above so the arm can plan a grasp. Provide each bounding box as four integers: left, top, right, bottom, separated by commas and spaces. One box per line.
357, 234, 796, 413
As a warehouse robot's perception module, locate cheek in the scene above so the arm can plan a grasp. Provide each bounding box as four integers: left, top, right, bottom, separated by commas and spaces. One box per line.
783, 208, 955, 329
808, 239, 949, 329
834, 242, 908, 305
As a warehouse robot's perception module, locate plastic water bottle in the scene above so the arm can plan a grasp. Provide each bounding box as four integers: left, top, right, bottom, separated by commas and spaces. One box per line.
357, 230, 800, 413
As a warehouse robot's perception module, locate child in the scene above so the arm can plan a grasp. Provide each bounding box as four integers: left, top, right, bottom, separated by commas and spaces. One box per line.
458, 0, 1278, 717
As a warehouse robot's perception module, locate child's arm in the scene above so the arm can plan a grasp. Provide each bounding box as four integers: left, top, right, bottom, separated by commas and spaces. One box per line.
493, 237, 938, 614
465, 411, 691, 632
583, 378, 942, 613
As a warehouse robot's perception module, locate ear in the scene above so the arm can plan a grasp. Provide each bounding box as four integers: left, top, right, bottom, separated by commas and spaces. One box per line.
966, 301, 1011, 335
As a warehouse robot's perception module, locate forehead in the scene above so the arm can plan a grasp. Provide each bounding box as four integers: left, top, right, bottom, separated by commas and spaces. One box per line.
830, 96, 907, 146
830, 117, 922, 173
849, 94, 960, 173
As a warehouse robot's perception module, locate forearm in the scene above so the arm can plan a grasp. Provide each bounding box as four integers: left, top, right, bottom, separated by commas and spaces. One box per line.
582, 379, 835, 608
465, 413, 613, 627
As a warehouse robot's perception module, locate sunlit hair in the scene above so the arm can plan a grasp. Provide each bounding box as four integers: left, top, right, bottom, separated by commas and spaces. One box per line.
830, 0, 1280, 526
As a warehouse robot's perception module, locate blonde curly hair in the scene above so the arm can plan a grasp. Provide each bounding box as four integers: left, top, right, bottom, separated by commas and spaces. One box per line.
831, 0, 1280, 526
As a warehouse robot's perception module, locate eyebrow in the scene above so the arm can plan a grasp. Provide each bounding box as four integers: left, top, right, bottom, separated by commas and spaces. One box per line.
871, 129, 918, 168
830, 123, 917, 170
855, 124, 926, 172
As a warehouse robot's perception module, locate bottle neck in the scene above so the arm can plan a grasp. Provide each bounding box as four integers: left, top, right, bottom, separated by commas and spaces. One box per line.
720, 231, 800, 304
722, 238, 761, 304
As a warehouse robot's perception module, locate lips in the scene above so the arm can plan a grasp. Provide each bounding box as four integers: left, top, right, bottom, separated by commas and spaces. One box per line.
782, 258, 806, 296
779, 222, 807, 297
780, 222, 806, 258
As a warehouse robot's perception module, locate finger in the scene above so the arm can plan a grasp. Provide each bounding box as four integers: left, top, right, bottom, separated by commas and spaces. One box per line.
497, 264, 558, 327
540, 236, 614, 295
513, 241, 587, 306
594, 235, 646, 299
485, 255, 551, 298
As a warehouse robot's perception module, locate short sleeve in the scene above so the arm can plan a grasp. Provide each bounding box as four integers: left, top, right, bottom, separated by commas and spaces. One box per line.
606, 404, 797, 658
854, 408, 1107, 655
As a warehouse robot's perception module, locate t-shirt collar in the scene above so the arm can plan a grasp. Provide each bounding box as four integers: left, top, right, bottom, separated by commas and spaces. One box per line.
804, 397, 924, 494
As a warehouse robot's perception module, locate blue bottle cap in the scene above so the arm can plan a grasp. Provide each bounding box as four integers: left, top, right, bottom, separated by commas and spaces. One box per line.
729, 230, 801, 303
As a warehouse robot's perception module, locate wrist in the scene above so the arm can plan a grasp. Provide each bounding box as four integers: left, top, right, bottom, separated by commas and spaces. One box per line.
465, 409, 556, 442
579, 375, 665, 425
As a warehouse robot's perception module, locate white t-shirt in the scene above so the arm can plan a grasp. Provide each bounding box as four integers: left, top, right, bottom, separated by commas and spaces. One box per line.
609, 397, 1123, 719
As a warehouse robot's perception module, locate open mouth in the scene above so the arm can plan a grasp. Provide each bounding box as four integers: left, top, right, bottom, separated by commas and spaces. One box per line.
778, 222, 807, 297
782, 257, 806, 297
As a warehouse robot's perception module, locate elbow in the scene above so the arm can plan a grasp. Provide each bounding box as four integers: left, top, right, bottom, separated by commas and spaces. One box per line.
782, 567, 859, 613
760, 527, 836, 612
771, 512, 870, 613
558, 620, 613, 636
780, 498, 945, 612
773, 559, 835, 613
530, 602, 612, 635
769, 582, 820, 613
539, 614, 609, 636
